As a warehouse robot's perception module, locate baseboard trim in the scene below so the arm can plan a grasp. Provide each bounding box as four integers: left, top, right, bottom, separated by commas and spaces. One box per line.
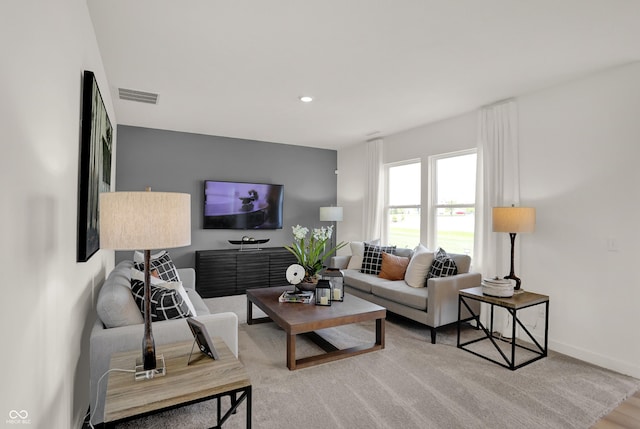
547, 338, 640, 379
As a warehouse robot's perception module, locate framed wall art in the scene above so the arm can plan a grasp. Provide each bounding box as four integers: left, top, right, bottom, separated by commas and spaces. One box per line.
77, 70, 113, 262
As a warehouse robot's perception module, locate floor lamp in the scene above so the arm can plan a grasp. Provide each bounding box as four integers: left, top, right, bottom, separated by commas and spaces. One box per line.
492, 206, 535, 291
320, 206, 343, 251
100, 190, 191, 379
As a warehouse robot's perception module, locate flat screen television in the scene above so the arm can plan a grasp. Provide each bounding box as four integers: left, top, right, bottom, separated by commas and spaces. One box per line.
204, 180, 284, 229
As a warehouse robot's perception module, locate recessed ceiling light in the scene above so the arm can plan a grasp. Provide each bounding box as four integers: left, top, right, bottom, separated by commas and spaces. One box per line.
299, 96, 313, 103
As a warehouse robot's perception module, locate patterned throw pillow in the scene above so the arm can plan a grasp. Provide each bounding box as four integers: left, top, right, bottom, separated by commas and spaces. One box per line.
130, 279, 192, 321
361, 243, 397, 275
346, 239, 381, 270
131, 267, 197, 316
133, 250, 180, 282
427, 248, 458, 279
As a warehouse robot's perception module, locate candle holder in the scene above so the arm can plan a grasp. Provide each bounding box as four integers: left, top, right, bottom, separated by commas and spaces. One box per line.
321, 268, 344, 302
315, 279, 332, 306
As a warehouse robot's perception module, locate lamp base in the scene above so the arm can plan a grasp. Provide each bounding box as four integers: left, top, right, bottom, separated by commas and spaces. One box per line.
134, 354, 166, 381
503, 274, 521, 291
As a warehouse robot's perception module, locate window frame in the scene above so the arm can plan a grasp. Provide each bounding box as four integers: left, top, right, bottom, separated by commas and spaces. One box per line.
383, 159, 421, 247
427, 149, 477, 253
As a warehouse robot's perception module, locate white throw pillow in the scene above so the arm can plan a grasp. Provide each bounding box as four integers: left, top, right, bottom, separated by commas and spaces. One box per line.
404, 244, 435, 288
347, 242, 365, 269
346, 239, 380, 270
130, 268, 197, 316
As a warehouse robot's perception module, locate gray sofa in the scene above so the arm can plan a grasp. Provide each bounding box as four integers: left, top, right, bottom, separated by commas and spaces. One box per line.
331, 252, 481, 343
89, 260, 238, 426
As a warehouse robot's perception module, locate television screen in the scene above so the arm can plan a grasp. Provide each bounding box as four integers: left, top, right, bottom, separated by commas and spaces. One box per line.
204, 180, 284, 229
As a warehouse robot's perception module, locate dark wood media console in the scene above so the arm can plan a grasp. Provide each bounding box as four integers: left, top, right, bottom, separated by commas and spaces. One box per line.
195, 247, 297, 298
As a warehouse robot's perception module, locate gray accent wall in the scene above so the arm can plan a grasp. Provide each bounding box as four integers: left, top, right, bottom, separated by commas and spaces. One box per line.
115, 125, 338, 268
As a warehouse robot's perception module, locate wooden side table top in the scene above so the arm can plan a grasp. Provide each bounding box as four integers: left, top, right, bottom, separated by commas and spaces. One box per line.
460, 286, 549, 309
104, 338, 250, 423
247, 286, 386, 335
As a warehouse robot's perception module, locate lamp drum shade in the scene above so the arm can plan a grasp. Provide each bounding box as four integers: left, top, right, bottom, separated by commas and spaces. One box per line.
492, 207, 536, 233
319, 206, 343, 222
100, 192, 191, 250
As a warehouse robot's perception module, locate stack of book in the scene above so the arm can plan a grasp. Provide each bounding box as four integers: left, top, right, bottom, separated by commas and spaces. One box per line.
279, 290, 314, 304
481, 277, 515, 297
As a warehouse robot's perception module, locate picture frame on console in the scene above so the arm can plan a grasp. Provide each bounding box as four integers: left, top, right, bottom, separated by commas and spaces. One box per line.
77, 70, 113, 262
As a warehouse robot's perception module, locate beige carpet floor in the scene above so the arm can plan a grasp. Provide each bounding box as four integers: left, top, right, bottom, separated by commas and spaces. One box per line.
112, 295, 640, 429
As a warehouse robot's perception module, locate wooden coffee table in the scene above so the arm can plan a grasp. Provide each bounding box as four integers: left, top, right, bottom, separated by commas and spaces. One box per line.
247, 286, 386, 370
104, 338, 251, 428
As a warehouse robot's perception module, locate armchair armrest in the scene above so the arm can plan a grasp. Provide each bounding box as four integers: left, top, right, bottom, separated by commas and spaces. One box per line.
426, 272, 481, 327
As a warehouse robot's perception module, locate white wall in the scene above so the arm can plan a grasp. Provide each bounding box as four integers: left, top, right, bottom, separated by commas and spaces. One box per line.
336, 142, 368, 251
337, 62, 640, 378
0, 2, 116, 428
518, 62, 640, 378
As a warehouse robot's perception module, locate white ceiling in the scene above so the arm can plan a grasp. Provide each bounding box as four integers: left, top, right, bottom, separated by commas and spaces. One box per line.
87, 1, 640, 150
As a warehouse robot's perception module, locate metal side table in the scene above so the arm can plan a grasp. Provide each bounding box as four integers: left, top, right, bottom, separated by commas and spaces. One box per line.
457, 286, 549, 370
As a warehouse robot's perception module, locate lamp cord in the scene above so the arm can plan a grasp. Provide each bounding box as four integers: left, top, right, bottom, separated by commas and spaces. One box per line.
86, 368, 136, 429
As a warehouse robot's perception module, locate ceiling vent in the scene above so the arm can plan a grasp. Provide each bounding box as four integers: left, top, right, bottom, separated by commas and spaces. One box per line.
118, 88, 159, 104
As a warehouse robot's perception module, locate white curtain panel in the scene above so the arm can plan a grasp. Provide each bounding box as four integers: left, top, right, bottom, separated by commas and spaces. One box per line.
474, 99, 521, 277
364, 139, 384, 241
474, 100, 521, 335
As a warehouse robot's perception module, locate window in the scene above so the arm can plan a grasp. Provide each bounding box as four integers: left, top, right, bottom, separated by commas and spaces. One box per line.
385, 161, 421, 248
429, 150, 476, 256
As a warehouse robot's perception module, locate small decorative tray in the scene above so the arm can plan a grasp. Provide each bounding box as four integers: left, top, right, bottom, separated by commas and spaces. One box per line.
228, 239, 270, 245
228, 238, 269, 251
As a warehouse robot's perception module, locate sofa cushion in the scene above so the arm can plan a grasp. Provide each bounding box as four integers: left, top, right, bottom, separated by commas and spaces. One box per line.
395, 247, 414, 259
450, 254, 471, 274
133, 250, 180, 282
342, 269, 375, 294
131, 279, 192, 321
427, 248, 458, 279
370, 279, 428, 311
378, 252, 410, 280
361, 243, 396, 275
184, 288, 210, 315
404, 244, 435, 288
97, 261, 144, 328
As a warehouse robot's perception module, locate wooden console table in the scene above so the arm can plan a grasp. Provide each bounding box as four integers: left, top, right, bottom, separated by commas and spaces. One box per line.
196, 247, 297, 298
104, 338, 251, 428
457, 287, 549, 370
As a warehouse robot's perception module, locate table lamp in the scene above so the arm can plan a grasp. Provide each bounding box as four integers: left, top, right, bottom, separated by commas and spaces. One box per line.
100, 189, 191, 379
492, 206, 535, 290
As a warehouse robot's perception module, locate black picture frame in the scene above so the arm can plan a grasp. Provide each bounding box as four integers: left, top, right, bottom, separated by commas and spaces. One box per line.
77, 70, 113, 262
187, 317, 220, 361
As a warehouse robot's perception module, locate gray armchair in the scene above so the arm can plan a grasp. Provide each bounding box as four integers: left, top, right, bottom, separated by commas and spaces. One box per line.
89, 261, 238, 426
